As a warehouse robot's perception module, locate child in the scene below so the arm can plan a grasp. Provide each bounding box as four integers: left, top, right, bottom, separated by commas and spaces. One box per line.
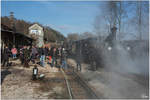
32, 65, 38, 80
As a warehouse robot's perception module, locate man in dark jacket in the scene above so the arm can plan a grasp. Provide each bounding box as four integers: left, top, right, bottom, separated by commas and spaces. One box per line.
2, 46, 10, 67
23, 46, 30, 68
19, 46, 24, 65
76, 43, 82, 71
51, 47, 59, 67
31, 46, 38, 64
45, 47, 49, 57
1, 47, 4, 63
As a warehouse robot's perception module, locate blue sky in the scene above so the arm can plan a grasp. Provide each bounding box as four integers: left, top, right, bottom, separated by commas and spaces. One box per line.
1, 1, 149, 40
2, 1, 101, 37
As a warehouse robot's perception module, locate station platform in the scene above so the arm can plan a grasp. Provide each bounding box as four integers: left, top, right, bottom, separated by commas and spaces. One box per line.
1, 59, 70, 99
1, 58, 149, 99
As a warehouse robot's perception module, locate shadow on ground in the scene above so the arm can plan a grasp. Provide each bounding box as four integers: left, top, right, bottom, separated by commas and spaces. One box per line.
1, 69, 12, 84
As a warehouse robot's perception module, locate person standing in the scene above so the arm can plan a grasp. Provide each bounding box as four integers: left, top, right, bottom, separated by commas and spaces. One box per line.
76, 44, 82, 72
48, 47, 53, 64
61, 47, 68, 70
23, 46, 30, 68
19, 46, 24, 65
31, 45, 38, 64
32, 65, 38, 80
45, 46, 49, 57
40, 46, 46, 67
51, 47, 59, 67
1, 47, 4, 63
2, 46, 10, 67
11, 46, 17, 59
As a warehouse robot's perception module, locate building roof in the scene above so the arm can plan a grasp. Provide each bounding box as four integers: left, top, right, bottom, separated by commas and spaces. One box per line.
29, 23, 43, 30
1, 24, 13, 32
1, 24, 33, 40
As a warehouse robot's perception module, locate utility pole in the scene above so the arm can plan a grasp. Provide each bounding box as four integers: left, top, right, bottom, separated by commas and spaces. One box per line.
10, 12, 16, 46
137, 1, 142, 40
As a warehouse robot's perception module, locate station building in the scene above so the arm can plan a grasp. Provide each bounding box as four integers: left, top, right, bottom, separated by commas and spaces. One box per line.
29, 24, 44, 47
1, 24, 33, 49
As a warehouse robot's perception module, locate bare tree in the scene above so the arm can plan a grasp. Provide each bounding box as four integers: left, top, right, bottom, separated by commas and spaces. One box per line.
94, 1, 148, 41
67, 33, 80, 41
94, 1, 119, 39
131, 1, 149, 40
116, 1, 123, 41
80, 32, 94, 39
116, 1, 128, 41
106, 1, 118, 29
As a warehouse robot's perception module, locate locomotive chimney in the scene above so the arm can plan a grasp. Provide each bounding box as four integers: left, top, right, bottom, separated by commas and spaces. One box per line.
111, 26, 117, 41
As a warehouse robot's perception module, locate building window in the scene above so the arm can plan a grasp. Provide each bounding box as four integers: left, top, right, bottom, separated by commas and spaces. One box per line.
30, 30, 41, 35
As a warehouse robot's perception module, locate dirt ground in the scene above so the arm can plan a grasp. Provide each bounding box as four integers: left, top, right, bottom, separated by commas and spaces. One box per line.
1, 59, 69, 99
1, 58, 149, 99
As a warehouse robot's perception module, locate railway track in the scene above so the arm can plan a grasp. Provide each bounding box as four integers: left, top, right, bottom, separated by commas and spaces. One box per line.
61, 66, 99, 99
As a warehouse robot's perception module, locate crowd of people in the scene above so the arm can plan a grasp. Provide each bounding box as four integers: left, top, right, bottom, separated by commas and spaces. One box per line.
1, 45, 69, 70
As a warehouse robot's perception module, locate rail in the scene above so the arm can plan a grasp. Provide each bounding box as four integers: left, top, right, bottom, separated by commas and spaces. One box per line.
61, 69, 73, 99
61, 66, 100, 99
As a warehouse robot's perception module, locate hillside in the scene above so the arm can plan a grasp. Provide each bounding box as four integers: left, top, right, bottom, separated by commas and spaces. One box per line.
1, 16, 65, 42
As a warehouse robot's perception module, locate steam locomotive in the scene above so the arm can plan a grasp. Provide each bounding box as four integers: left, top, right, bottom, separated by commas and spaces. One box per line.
66, 27, 148, 71
66, 27, 118, 70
